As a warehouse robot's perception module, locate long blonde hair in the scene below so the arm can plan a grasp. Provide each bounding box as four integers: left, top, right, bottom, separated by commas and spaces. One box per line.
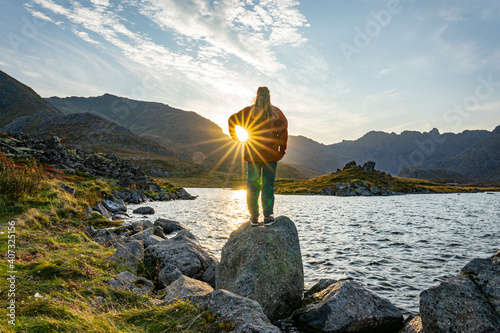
251, 86, 277, 120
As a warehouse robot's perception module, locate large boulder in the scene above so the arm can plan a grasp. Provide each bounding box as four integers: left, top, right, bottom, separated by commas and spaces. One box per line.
293, 279, 404, 333
420, 273, 500, 332
461, 250, 500, 313
145, 231, 218, 286
190, 290, 281, 333
216, 216, 304, 322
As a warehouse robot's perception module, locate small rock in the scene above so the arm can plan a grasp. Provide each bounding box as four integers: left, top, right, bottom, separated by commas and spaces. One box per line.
154, 218, 186, 234
59, 183, 76, 195
158, 275, 213, 303
89, 296, 106, 308
133, 206, 155, 215
109, 271, 154, 296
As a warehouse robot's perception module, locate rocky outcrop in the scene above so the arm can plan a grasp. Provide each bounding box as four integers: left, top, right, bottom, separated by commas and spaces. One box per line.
190, 290, 281, 333
216, 216, 304, 322
322, 180, 399, 196
0, 133, 194, 202
293, 279, 404, 333
420, 250, 500, 333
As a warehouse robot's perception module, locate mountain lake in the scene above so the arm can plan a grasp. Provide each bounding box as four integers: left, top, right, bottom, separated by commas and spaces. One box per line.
127, 188, 500, 316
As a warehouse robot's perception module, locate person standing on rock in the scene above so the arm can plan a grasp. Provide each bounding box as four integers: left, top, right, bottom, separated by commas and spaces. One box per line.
228, 86, 288, 227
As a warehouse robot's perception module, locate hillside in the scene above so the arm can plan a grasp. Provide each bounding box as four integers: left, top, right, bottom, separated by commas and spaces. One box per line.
0, 71, 203, 176
46, 94, 235, 165
0, 69, 62, 129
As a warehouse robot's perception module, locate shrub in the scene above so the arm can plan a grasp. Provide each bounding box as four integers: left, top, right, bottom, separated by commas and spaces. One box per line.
0, 153, 43, 203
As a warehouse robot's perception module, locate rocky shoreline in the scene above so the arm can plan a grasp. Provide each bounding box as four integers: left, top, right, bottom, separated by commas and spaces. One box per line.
85, 207, 500, 333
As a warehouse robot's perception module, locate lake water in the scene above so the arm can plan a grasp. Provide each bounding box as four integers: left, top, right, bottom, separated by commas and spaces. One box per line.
128, 189, 500, 315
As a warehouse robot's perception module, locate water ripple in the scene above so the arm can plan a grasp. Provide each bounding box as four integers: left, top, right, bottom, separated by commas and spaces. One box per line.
127, 189, 500, 316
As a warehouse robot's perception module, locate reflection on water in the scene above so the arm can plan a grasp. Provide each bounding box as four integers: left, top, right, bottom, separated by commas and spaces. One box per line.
128, 189, 500, 315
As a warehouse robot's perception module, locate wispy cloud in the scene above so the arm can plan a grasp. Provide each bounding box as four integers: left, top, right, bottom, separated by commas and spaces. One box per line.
375, 67, 396, 79
466, 100, 500, 112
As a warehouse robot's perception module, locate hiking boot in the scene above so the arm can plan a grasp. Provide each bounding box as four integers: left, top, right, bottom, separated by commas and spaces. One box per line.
250, 217, 260, 227
263, 216, 275, 227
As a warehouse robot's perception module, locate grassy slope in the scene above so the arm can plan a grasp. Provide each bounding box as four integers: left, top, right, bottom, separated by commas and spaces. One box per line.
274, 167, 500, 195
0, 156, 226, 332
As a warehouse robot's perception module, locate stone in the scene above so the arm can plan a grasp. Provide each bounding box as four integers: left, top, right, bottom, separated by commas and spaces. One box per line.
158, 275, 213, 303
321, 186, 335, 195
109, 240, 144, 272
351, 180, 369, 188
131, 220, 154, 233
355, 186, 374, 196
216, 216, 304, 322
420, 274, 500, 333
461, 249, 500, 313
334, 182, 356, 196
131, 226, 164, 241
399, 316, 423, 333
89, 296, 106, 308
153, 218, 186, 234
93, 203, 112, 219
201, 261, 217, 288
362, 161, 376, 173
102, 199, 127, 213
59, 183, 76, 195
370, 186, 382, 195
145, 299, 163, 307
190, 290, 281, 333
133, 206, 155, 215
146, 231, 218, 284
343, 160, 358, 170
158, 264, 184, 287
145, 235, 164, 248
293, 280, 404, 333
108, 271, 154, 296
83, 225, 95, 238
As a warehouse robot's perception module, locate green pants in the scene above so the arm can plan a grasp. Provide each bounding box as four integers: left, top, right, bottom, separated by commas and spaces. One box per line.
246, 161, 277, 218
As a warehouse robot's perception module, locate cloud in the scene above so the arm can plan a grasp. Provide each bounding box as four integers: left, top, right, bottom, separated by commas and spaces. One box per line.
72, 29, 100, 45
466, 100, 500, 112
375, 67, 396, 78
136, 0, 308, 73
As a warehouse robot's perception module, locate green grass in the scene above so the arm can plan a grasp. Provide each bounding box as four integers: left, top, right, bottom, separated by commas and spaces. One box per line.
0, 154, 225, 332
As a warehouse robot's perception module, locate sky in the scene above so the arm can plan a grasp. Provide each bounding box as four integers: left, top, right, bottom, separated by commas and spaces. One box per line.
1, 0, 500, 144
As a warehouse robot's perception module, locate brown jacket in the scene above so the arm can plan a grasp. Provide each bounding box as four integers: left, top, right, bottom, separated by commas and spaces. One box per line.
228, 106, 288, 162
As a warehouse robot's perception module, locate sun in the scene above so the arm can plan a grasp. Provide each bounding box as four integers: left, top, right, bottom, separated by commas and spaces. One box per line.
235, 125, 248, 142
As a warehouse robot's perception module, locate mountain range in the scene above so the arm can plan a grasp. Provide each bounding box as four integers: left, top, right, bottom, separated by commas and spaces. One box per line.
1, 69, 499, 184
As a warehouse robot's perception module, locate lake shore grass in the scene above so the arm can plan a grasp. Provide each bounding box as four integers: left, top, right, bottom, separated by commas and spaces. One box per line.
0, 153, 225, 332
